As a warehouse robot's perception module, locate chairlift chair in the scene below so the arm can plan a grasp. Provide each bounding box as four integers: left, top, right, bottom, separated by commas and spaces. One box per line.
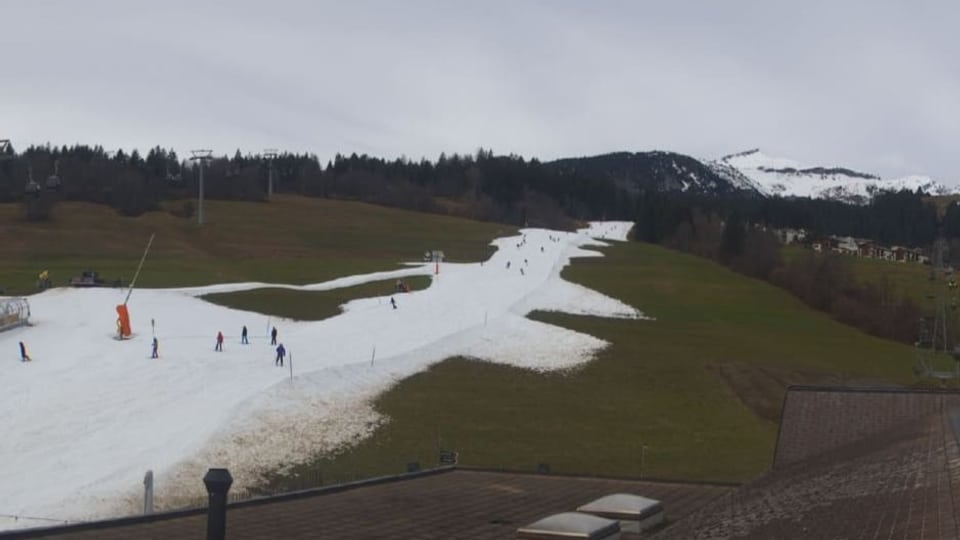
44, 159, 63, 191
24, 180, 41, 196
164, 162, 183, 183
23, 164, 41, 196
45, 174, 61, 191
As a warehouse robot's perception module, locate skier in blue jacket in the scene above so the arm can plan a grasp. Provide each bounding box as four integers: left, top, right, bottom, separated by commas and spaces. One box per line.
275, 343, 286, 367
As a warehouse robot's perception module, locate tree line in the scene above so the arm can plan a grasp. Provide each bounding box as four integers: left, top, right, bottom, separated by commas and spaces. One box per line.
0, 142, 955, 253
0, 144, 622, 228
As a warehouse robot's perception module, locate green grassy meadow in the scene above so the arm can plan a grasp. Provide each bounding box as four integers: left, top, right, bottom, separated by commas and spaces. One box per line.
0, 196, 510, 295
202, 276, 432, 321
781, 244, 959, 373
845, 252, 942, 306
782, 244, 940, 309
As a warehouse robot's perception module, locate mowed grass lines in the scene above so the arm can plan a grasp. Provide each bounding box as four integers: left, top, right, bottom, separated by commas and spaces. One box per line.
202, 276, 432, 321
0, 196, 512, 295
270, 241, 916, 488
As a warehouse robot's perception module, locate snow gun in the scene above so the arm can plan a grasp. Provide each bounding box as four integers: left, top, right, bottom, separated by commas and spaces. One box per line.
116, 233, 155, 339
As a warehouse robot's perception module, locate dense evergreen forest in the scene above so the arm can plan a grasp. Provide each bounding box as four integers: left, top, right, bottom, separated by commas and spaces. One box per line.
0, 144, 615, 229
1, 142, 958, 251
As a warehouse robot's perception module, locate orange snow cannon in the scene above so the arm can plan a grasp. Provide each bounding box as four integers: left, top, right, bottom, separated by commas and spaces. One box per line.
114, 232, 155, 341
116, 304, 132, 339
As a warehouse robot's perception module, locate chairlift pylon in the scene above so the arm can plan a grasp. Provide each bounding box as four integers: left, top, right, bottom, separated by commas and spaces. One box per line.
914, 237, 959, 381
0, 139, 13, 160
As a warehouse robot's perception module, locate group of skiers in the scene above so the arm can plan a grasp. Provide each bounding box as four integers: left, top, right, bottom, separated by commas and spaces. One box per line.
140, 324, 285, 366
208, 325, 285, 365
142, 324, 284, 359
150, 325, 288, 365
17, 328, 286, 367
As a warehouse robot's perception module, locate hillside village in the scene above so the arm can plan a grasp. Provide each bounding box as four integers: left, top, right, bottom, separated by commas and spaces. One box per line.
774, 228, 931, 265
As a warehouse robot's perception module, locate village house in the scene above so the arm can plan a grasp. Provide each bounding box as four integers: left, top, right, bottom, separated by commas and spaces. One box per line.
873, 244, 894, 261
890, 246, 922, 264
811, 237, 833, 252
834, 236, 859, 255
798, 233, 929, 265
775, 228, 807, 245
777, 228, 929, 266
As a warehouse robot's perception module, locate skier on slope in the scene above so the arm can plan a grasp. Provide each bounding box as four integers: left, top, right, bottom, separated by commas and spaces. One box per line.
270, 326, 278, 346
215, 331, 224, 352
19, 341, 31, 362
275, 343, 286, 366
390, 297, 397, 309
241, 325, 249, 345
151, 337, 159, 359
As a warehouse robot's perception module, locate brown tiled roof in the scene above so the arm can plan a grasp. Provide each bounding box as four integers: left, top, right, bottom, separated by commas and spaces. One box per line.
655, 386, 960, 539
773, 386, 957, 468
1, 469, 732, 540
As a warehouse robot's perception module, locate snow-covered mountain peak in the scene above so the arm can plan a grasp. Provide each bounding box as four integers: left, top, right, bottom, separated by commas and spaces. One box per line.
708, 149, 955, 203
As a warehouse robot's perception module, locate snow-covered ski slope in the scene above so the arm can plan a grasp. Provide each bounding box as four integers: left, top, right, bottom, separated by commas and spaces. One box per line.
0, 222, 642, 530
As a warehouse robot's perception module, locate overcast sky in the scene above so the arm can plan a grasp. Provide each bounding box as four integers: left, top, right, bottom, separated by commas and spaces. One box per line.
2, 0, 958, 181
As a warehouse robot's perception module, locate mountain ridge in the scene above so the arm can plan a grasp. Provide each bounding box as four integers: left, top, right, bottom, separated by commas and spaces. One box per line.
706, 148, 955, 204
545, 148, 951, 203
546, 151, 762, 198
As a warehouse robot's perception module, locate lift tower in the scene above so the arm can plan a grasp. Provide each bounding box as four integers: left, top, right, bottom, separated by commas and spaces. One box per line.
190, 150, 213, 225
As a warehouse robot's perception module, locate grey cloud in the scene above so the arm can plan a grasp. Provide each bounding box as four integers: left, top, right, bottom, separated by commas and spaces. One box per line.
0, 0, 957, 182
